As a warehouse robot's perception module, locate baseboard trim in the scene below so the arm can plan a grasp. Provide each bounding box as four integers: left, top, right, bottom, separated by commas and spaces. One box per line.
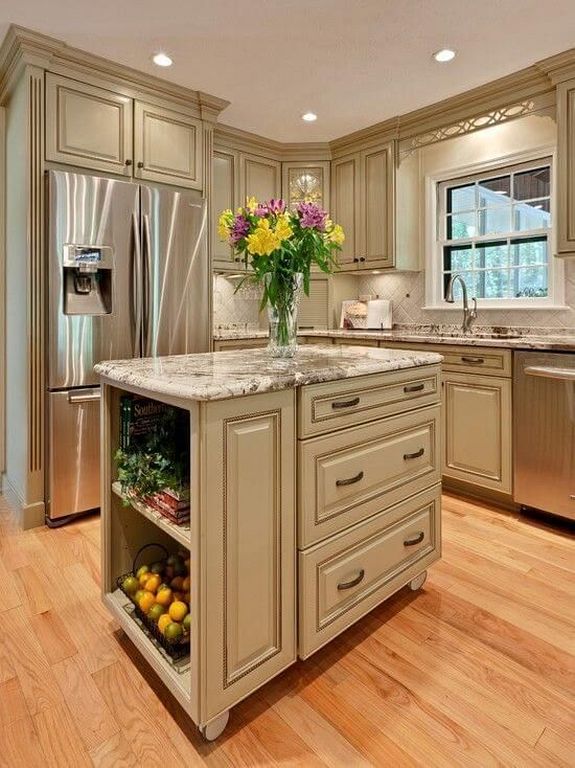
442, 477, 518, 512
1, 474, 46, 529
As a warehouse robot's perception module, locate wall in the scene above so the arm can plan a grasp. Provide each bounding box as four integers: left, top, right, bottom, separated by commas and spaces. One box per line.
361, 113, 575, 330
213, 274, 263, 328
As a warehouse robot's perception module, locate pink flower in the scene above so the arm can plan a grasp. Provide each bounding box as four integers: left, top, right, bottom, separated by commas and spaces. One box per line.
297, 202, 327, 230
254, 199, 287, 217
230, 214, 250, 244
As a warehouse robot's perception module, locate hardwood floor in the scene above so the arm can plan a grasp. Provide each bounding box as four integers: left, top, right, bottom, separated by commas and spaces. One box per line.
0, 491, 573, 767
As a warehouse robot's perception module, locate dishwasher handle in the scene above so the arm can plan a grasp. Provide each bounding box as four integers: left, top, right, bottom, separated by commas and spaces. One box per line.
524, 365, 575, 382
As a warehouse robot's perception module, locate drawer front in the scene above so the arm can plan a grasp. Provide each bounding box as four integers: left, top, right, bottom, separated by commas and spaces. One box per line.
298, 366, 441, 438
379, 342, 511, 377
299, 406, 440, 547
299, 484, 441, 658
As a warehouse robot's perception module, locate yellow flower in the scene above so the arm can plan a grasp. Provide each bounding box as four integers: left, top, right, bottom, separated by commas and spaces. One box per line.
246, 196, 258, 213
328, 224, 345, 245
217, 210, 234, 242
246, 219, 281, 256
274, 213, 293, 243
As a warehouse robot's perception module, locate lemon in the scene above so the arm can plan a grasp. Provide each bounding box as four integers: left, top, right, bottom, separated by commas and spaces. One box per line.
155, 587, 173, 607
169, 601, 188, 622
158, 614, 172, 635
164, 622, 183, 642
133, 589, 147, 605
144, 574, 161, 594
136, 565, 149, 579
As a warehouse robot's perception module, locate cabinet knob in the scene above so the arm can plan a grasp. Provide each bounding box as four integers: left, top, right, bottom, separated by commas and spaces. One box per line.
359, 256, 366, 262
137, 161, 144, 169
353, 257, 359, 263
124, 159, 133, 166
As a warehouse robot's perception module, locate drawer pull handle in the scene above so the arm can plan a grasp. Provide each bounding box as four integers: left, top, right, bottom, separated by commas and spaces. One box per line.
336, 470, 364, 487
404, 531, 425, 547
461, 356, 485, 364
331, 396, 360, 410
337, 569, 365, 590
404, 383, 425, 393
403, 448, 424, 460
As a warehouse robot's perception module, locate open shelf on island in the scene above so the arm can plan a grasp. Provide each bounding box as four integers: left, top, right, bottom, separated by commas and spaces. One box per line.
105, 588, 192, 710
112, 481, 191, 549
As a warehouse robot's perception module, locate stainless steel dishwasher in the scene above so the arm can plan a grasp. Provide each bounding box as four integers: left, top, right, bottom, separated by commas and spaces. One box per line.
514, 350, 575, 520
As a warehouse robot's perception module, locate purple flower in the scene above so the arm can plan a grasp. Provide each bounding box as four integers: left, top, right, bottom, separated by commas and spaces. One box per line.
254, 198, 287, 217
255, 204, 269, 217
297, 202, 327, 231
230, 214, 250, 244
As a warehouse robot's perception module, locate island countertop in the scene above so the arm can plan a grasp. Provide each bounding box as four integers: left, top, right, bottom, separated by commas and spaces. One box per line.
95, 344, 442, 401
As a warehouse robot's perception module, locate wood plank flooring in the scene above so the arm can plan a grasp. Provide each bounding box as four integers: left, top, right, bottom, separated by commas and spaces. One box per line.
0, 491, 573, 767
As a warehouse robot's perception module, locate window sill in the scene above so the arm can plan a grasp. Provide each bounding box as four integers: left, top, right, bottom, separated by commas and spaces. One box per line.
423, 304, 570, 312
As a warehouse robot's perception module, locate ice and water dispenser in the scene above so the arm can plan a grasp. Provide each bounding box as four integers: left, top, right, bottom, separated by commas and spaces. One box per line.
62, 244, 113, 315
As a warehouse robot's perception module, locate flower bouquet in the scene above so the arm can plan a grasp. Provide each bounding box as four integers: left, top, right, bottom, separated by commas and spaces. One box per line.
218, 198, 344, 357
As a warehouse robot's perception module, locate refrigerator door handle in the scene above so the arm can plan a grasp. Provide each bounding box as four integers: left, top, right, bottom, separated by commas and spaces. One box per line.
143, 212, 153, 357
67, 390, 101, 404
132, 212, 143, 358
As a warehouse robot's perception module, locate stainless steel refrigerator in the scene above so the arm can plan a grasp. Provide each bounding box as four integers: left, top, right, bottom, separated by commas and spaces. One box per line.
46, 170, 210, 525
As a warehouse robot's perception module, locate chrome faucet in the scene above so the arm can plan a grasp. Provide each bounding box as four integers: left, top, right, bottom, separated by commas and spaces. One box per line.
445, 274, 477, 334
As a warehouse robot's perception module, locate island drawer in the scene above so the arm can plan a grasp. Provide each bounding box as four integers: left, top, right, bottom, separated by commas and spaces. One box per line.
298, 405, 440, 547
379, 342, 511, 377
298, 484, 441, 659
298, 365, 441, 438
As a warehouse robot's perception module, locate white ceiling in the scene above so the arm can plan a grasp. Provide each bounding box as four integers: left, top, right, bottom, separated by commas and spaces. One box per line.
1, 1, 575, 142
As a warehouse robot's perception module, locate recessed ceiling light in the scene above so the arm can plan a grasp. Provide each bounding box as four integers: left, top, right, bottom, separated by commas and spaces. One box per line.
152, 52, 173, 67
433, 48, 456, 63
302, 112, 317, 122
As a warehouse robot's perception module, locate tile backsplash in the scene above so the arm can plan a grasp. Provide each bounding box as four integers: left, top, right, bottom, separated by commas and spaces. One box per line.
213, 275, 263, 329
358, 261, 575, 330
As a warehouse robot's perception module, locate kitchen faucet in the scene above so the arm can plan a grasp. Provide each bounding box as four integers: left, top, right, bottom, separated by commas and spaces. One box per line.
445, 273, 477, 334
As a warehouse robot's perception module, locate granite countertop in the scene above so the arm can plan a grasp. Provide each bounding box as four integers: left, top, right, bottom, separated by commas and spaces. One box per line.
213, 327, 575, 351
95, 345, 442, 402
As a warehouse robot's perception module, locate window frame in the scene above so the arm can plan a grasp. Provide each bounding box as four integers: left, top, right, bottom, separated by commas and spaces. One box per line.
424, 148, 565, 310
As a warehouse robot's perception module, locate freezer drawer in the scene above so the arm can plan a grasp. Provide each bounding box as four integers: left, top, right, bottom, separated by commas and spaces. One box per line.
47, 388, 101, 520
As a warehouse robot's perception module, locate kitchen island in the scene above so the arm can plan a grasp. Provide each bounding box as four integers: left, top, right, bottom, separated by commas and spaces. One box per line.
96, 345, 443, 740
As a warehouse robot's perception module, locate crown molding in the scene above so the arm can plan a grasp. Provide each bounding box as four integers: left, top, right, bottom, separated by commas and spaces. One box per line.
536, 46, 575, 84
214, 123, 285, 160
0, 25, 230, 114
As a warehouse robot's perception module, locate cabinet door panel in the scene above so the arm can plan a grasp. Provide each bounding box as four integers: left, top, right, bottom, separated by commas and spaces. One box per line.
240, 153, 281, 203
443, 372, 512, 493
203, 391, 295, 719
331, 155, 359, 270
557, 80, 575, 256
360, 144, 394, 268
212, 149, 239, 268
45, 74, 133, 175
134, 101, 203, 189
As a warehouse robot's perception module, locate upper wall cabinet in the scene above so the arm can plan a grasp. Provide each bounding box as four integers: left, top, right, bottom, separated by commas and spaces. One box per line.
282, 162, 330, 212
556, 79, 575, 256
45, 74, 204, 189
45, 74, 133, 176
240, 153, 281, 203
133, 101, 203, 189
331, 142, 395, 272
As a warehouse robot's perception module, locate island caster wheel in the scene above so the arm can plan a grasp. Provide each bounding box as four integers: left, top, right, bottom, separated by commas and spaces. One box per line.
200, 710, 229, 741
409, 571, 427, 591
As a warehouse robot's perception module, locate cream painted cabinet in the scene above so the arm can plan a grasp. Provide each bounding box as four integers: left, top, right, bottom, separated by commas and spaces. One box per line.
331, 143, 395, 272
240, 152, 281, 202
282, 161, 330, 212
46, 74, 203, 189
442, 371, 512, 494
556, 78, 575, 256
134, 101, 203, 189
45, 73, 133, 175
212, 148, 240, 270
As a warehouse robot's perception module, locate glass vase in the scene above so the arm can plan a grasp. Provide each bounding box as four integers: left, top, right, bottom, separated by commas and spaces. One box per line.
265, 273, 303, 358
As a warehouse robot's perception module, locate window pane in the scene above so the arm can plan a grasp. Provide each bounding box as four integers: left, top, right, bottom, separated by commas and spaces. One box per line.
513, 267, 548, 298
443, 245, 473, 272
444, 271, 477, 301
478, 269, 510, 299
478, 206, 511, 236
514, 167, 550, 201
478, 175, 511, 207
448, 211, 476, 239
514, 199, 551, 231
447, 184, 476, 213
476, 241, 508, 269
511, 237, 548, 266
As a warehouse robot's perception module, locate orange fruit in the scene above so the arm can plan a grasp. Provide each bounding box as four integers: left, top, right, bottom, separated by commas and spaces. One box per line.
148, 603, 164, 623
144, 574, 161, 594
133, 589, 147, 605
170, 576, 184, 591
138, 592, 155, 614
182, 576, 191, 592
136, 565, 149, 579
157, 614, 172, 634
168, 601, 188, 622
139, 571, 152, 588
155, 587, 173, 607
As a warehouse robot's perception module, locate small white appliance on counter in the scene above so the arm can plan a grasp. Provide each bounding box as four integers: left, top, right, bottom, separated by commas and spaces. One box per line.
365, 298, 393, 329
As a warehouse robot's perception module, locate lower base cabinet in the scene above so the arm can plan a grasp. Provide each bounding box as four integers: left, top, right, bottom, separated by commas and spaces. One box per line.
442, 371, 512, 494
